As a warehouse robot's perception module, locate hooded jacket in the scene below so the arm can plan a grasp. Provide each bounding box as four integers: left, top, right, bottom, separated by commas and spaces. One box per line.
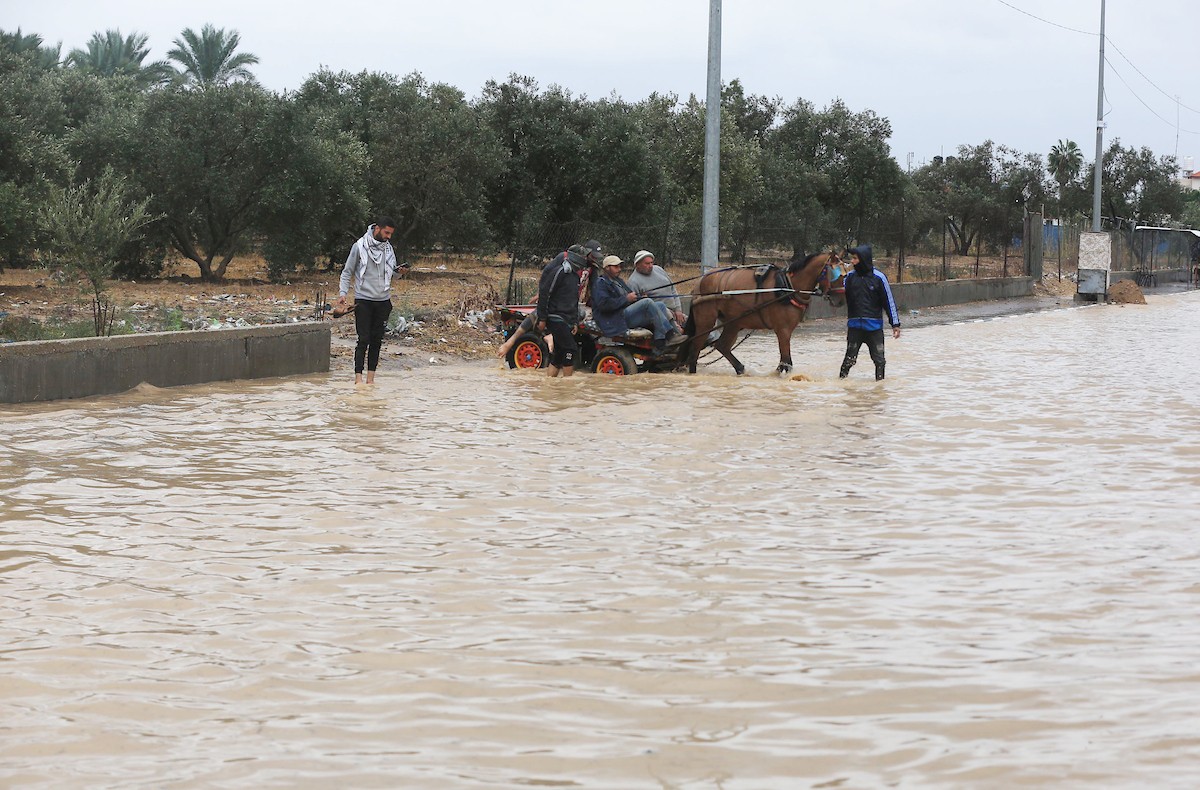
843, 244, 900, 331
536, 251, 581, 325
339, 225, 398, 301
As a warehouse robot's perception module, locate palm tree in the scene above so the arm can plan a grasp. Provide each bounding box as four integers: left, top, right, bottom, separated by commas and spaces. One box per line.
1047, 139, 1084, 209
167, 24, 259, 87
1, 27, 62, 69
66, 29, 172, 87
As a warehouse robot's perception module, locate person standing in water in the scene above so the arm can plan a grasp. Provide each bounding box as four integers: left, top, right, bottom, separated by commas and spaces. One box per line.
338, 217, 401, 385
839, 243, 901, 381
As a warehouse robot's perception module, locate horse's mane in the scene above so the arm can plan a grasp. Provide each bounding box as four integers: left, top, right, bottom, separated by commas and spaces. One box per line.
786, 252, 824, 274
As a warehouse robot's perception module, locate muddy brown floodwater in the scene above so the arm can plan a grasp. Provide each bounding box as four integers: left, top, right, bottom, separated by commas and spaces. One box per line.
3, 292, 1200, 788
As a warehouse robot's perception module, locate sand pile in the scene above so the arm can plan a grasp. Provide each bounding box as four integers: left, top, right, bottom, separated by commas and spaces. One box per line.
1108, 280, 1146, 305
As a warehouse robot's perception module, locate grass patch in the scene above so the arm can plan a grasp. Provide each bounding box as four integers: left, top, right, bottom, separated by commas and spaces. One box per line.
0, 314, 136, 342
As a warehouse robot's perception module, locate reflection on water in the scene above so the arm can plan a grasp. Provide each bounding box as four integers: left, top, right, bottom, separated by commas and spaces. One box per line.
3, 293, 1200, 787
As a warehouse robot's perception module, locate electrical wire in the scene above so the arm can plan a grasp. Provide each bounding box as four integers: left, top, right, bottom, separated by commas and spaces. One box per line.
1106, 39, 1200, 116
992, 0, 1096, 36
1104, 57, 1200, 136
993, 0, 1200, 136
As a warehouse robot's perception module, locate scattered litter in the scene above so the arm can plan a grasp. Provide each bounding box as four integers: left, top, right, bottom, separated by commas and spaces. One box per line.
429, 357, 438, 364
909, 309, 920, 316
463, 309, 491, 329
436, 264, 447, 270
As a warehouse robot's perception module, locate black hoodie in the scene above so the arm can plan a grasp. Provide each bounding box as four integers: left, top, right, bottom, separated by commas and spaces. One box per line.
843, 244, 900, 330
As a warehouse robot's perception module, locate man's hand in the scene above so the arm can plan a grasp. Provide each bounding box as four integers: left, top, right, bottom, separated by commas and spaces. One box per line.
536, 319, 546, 332
673, 309, 686, 325
892, 326, 901, 339
627, 293, 638, 303
337, 295, 347, 306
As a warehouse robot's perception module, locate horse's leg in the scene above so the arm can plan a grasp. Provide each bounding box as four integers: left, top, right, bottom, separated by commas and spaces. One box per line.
714, 324, 745, 375
773, 313, 801, 375
774, 324, 792, 376
686, 304, 717, 374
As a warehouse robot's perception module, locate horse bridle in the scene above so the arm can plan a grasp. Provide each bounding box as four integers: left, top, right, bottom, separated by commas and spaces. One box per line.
815, 254, 847, 299
789, 253, 846, 310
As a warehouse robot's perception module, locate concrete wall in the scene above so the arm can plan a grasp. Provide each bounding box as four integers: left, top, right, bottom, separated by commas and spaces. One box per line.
1111, 267, 1189, 284
0, 323, 330, 404
802, 277, 1034, 320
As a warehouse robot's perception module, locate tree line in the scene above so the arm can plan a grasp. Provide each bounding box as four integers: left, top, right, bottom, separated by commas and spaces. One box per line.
2, 26, 1197, 283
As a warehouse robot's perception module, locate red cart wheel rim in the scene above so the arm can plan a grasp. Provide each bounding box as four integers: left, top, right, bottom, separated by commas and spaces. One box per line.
596, 355, 627, 375
515, 340, 543, 368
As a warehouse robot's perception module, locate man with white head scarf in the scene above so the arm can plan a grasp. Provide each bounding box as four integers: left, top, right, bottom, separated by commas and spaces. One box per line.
338, 216, 401, 385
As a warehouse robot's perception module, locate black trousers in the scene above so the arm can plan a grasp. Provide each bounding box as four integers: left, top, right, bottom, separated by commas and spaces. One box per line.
545, 316, 578, 369
354, 298, 393, 373
840, 327, 886, 380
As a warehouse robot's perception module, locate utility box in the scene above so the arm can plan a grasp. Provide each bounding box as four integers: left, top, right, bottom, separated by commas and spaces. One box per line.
1078, 231, 1111, 296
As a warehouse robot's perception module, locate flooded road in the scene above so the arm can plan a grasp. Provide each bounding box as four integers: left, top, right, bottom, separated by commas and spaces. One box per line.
4, 292, 1200, 788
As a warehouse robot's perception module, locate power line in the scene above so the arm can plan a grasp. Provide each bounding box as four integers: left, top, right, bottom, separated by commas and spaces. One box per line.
993, 0, 1200, 141
992, 0, 1095, 36
1106, 39, 1200, 116
1104, 56, 1200, 136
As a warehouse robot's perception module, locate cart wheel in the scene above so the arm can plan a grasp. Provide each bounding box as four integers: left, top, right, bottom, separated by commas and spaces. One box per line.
506, 335, 549, 369
592, 347, 638, 375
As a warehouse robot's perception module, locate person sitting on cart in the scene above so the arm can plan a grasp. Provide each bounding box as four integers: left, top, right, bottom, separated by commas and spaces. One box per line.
498, 240, 604, 359
627, 249, 686, 330
592, 254, 682, 355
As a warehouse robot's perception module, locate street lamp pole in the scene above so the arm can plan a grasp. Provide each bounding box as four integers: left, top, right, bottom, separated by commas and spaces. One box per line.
701, 0, 721, 273
1090, 0, 1106, 232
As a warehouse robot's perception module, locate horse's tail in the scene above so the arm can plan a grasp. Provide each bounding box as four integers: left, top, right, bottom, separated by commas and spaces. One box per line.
683, 309, 696, 338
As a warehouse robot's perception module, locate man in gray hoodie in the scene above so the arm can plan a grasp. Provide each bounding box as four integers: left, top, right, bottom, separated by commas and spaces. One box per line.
338, 217, 402, 384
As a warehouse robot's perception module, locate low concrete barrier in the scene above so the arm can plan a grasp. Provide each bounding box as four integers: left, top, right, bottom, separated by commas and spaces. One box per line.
803, 276, 1034, 320
1112, 267, 1188, 285
0, 323, 330, 404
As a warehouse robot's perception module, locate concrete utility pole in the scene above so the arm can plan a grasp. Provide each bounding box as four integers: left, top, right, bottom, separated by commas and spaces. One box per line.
1091, 0, 1106, 232
701, 0, 721, 274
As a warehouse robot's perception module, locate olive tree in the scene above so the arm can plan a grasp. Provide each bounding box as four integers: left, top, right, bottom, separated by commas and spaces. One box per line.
131, 83, 364, 281
38, 168, 154, 334
300, 69, 503, 260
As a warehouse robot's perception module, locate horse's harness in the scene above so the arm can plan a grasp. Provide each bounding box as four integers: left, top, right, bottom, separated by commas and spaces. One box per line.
725, 255, 846, 320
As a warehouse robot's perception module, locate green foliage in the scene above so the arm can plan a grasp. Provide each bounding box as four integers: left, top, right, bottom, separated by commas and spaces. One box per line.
1096, 140, 1185, 228
131, 85, 304, 280
0, 49, 76, 265
759, 98, 903, 257
4, 30, 1198, 286
911, 141, 1048, 255
0, 28, 61, 70
1047, 139, 1083, 211
160, 307, 185, 332
37, 167, 154, 304
167, 24, 259, 87
66, 29, 172, 88
300, 69, 502, 259
476, 75, 590, 246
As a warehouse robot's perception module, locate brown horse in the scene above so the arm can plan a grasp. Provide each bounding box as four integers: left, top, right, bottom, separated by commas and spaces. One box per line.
683, 251, 848, 375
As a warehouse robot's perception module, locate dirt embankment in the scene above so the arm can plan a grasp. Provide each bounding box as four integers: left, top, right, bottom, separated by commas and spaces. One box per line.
0, 254, 519, 361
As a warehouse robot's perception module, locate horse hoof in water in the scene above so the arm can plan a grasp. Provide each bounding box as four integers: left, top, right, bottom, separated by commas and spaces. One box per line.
776, 364, 793, 376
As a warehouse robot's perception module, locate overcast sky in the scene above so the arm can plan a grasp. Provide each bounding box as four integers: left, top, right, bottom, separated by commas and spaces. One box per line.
8, 0, 1200, 171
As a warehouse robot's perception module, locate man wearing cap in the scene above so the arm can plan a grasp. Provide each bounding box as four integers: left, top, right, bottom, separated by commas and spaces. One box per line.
592, 254, 681, 355
534, 239, 604, 376
627, 249, 686, 330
